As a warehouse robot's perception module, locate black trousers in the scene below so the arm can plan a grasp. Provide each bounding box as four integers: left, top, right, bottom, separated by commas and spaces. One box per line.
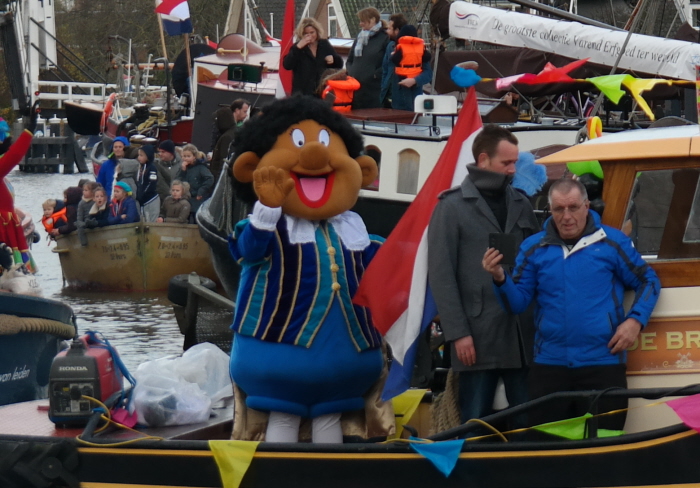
528, 363, 628, 431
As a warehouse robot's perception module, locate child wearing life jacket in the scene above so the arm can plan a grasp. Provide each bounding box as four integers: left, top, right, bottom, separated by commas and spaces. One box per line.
319, 69, 360, 113
390, 25, 430, 79
389, 25, 433, 111
41, 199, 67, 234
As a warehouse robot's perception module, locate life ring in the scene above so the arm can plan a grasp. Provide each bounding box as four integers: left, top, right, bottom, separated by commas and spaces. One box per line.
100, 93, 117, 134
586, 116, 602, 140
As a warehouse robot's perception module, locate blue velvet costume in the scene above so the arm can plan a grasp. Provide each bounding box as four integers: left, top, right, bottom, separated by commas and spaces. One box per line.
229, 207, 384, 418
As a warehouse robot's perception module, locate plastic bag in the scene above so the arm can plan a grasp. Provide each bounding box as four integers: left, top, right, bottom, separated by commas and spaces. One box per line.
131, 343, 233, 427
0, 265, 42, 296
173, 342, 233, 406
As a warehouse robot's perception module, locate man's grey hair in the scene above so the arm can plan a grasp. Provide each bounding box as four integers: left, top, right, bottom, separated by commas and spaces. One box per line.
548, 178, 589, 206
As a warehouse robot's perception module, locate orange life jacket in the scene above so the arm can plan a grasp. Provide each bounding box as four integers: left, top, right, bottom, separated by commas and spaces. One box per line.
395, 36, 425, 78
322, 77, 360, 113
41, 207, 67, 233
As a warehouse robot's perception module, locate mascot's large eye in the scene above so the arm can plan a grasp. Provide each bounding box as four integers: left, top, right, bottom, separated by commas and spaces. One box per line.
291, 129, 305, 147
318, 129, 330, 146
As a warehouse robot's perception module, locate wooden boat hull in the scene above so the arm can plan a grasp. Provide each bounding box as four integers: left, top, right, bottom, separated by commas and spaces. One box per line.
0, 294, 74, 406
53, 222, 218, 291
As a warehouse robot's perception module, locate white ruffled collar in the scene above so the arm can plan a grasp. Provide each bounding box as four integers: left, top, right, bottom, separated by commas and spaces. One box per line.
285, 211, 370, 250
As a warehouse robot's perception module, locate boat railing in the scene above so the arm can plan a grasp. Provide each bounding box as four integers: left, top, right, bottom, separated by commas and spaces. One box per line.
428, 383, 700, 442
35, 81, 171, 109
349, 117, 453, 140
173, 273, 234, 354
74, 383, 700, 448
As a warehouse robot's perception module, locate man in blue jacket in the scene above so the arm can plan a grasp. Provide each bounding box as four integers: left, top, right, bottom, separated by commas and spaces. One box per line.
482, 178, 660, 430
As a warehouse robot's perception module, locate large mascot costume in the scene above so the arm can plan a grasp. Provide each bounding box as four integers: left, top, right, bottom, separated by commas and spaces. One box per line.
229, 96, 391, 443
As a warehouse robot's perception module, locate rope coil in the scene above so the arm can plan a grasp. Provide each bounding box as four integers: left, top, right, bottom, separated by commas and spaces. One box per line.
0, 314, 75, 338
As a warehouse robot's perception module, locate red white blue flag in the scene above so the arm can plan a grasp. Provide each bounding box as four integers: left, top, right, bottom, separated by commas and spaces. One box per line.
155, 0, 193, 36
354, 88, 483, 399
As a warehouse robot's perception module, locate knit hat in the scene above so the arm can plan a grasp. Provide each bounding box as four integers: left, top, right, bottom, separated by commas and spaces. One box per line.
139, 144, 155, 163
158, 139, 176, 156
113, 136, 130, 147
397, 24, 418, 40
114, 181, 132, 195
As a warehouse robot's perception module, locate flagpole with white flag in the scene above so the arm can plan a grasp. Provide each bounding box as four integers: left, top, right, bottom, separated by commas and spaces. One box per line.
354, 87, 483, 400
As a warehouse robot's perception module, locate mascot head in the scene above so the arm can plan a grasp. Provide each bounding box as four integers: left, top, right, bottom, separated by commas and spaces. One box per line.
231, 96, 377, 221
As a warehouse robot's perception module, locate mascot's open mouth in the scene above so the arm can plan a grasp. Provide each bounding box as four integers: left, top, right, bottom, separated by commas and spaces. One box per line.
291, 172, 335, 208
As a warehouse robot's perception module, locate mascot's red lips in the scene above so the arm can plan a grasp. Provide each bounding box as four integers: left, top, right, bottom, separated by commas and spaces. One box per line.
290, 172, 335, 208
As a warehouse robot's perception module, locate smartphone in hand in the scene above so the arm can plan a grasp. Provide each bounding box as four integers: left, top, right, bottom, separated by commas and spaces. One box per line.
488, 233, 517, 267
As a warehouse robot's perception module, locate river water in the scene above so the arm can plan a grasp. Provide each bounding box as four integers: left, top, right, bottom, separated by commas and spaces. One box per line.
10, 169, 193, 373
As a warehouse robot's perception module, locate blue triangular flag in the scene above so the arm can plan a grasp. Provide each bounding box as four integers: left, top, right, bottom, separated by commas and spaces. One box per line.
410, 438, 465, 477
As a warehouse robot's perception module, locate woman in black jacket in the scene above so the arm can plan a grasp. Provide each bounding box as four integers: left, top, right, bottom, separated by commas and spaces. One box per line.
283, 17, 343, 96
346, 8, 389, 110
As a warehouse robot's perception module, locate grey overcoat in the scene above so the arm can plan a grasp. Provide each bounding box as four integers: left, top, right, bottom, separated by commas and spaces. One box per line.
427, 175, 539, 372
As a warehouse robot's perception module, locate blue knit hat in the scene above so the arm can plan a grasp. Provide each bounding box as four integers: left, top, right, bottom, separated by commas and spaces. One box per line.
114, 181, 132, 195
113, 136, 130, 147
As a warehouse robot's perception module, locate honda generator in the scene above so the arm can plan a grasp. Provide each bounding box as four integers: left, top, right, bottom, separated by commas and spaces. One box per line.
49, 333, 124, 426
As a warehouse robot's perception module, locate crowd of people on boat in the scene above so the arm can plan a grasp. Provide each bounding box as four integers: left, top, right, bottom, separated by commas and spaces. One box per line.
39, 137, 215, 245
283, 9, 432, 112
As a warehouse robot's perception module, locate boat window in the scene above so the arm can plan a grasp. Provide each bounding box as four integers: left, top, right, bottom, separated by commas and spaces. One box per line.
328, 5, 337, 37
397, 149, 419, 195
626, 168, 700, 260
683, 179, 700, 243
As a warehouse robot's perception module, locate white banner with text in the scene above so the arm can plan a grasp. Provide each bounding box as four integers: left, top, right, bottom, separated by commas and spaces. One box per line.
449, 2, 700, 81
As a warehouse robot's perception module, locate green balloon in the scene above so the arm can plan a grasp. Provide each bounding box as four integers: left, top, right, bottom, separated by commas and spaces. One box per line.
567, 160, 604, 179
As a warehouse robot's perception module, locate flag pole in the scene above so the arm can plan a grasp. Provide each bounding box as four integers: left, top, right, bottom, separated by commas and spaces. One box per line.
158, 15, 168, 61
184, 33, 193, 94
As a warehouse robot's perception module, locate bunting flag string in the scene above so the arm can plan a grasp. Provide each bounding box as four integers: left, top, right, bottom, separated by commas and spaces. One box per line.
483, 61, 694, 121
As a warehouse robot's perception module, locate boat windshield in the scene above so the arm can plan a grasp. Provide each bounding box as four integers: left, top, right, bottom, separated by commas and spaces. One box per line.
625, 167, 700, 261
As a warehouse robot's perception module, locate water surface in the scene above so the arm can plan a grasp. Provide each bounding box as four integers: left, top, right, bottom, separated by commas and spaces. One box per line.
10, 170, 189, 372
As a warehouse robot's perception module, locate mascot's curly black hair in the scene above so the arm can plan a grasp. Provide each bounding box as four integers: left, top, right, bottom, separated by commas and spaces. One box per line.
231, 95, 366, 204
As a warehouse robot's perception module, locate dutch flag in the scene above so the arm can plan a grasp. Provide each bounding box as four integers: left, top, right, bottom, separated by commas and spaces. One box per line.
354, 87, 483, 400
155, 0, 193, 36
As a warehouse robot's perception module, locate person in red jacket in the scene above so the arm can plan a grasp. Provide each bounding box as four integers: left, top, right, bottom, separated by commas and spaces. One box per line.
0, 102, 39, 271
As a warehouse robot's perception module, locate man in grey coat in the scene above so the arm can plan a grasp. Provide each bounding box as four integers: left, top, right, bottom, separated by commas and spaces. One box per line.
428, 124, 539, 427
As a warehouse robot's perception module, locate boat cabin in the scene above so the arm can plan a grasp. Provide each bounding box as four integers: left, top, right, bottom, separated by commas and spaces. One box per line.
352, 96, 584, 238
537, 124, 700, 432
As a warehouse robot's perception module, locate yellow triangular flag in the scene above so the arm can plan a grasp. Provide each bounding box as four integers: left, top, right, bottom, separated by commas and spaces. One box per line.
209, 440, 261, 488
390, 388, 427, 439
622, 78, 672, 121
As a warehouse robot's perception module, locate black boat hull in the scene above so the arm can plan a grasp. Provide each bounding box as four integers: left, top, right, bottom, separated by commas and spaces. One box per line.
3, 423, 698, 488
0, 294, 74, 406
